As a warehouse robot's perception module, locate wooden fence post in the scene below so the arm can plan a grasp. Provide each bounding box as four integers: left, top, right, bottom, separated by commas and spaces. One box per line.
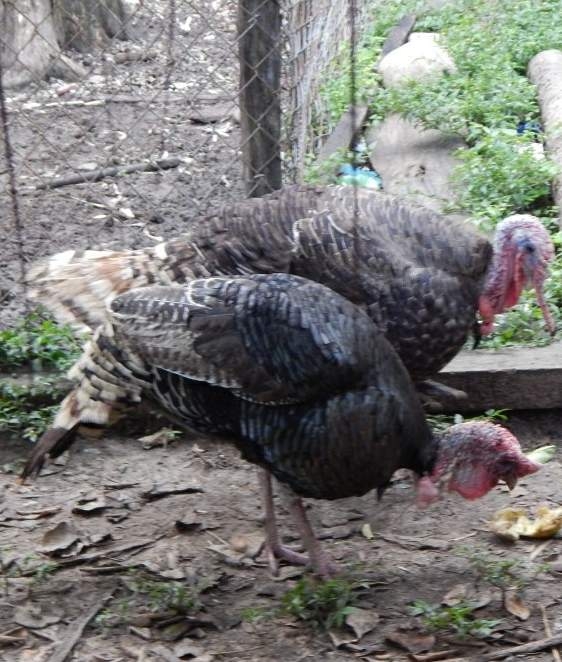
238, 0, 282, 197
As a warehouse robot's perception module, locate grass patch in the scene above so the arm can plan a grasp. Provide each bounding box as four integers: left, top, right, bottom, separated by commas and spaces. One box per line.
409, 600, 500, 638
0, 380, 66, 442
95, 570, 206, 629
310, 0, 562, 346
280, 576, 369, 631
0, 309, 82, 372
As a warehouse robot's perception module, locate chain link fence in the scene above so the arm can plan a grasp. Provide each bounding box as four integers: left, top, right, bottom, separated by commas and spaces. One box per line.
0, 0, 370, 325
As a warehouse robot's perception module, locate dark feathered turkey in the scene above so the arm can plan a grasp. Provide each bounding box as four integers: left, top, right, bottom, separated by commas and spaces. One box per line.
21, 274, 541, 577
28, 185, 554, 384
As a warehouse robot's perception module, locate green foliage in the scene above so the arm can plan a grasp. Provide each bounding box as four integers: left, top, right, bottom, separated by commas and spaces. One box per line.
303, 149, 352, 185
0, 310, 82, 371
240, 606, 274, 623
409, 600, 500, 638
450, 131, 559, 227
0, 381, 63, 442
458, 547, 549, 593
317, 0, 561, 227
316, 0, 423, 128
123, 571, 202, 614
427, 409, 509, 434
95, 570, 205, 629
281, 576, 368, 631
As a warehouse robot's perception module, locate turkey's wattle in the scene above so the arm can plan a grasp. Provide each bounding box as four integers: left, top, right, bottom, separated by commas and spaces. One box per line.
20, 275, 542, 577
478, 214, 555, 336
27, 186, 555, 384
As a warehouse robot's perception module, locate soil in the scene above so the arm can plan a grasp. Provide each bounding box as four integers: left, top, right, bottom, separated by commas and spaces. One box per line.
0, 412, 561, 662
1, 0, 244, 328
1, 2, 562, 661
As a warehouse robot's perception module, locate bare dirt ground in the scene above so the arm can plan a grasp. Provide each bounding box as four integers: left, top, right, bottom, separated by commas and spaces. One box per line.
1, 1, 562, 661
1, 0, 243, 328
0, 413, 561, 661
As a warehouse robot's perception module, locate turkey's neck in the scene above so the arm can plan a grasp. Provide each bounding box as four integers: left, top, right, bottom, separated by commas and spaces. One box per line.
479, 243, 518, 332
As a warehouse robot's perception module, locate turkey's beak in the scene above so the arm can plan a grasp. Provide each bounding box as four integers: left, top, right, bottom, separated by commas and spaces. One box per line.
503, 473, 518, 491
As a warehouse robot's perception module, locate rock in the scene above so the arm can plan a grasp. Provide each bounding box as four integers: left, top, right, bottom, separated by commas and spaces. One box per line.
368, 114, 466, 213
378, 32, 456, 88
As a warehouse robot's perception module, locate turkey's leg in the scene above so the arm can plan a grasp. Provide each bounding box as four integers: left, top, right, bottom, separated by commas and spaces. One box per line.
284, 493, 340, 578
259, 469, 308, 574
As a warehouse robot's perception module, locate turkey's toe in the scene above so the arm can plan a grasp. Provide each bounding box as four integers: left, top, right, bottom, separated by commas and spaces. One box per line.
265, 542, 309, 575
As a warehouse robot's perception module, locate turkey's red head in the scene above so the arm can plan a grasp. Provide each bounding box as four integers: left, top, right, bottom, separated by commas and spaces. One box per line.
416, 421, 541, 507
479, 215, 555, 336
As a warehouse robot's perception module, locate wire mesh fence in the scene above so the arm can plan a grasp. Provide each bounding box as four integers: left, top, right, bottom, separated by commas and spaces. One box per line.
0, 0, 369, 325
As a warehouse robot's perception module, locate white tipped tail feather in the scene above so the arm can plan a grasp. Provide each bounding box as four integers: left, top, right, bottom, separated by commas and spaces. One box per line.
28, 247, 170, 331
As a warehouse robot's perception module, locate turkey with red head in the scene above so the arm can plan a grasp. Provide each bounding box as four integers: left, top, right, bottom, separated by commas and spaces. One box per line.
28, 185, 555, 387
20, 274, 542, 577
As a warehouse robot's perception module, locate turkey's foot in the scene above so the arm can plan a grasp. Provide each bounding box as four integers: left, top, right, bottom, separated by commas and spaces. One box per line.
285, 496, 340, 578
416, 379, 467, 413
264, 542, 309, 576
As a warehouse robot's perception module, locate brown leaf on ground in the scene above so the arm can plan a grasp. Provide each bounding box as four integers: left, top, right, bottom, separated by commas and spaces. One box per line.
504, 591, 531, 620
39, 521, 80, 555
386, 630, 436, 654
14, 603, 63, 629
72, 495, 107, 515
442, 584, 467, 606
345, 607, 380, 639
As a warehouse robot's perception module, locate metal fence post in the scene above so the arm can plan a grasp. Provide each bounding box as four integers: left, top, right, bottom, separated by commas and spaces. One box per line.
238, 0, 282, 197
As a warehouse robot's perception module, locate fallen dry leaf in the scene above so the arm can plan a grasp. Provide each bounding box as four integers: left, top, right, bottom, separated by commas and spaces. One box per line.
39, 521, 80, 555
442, 584, 467, 606
490, 505, 562, 541
72, 496, 107, 515
175, 510, 204, 532
345, 607, 380, 639
174, 641, 205, 658
14, 604, 63, 629
385, 630, 435, 654
138, 428, 179, 449
504, 591, 531, 620
15, 506, 61, 520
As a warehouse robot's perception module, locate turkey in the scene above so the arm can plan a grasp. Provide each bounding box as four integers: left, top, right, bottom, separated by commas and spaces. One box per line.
20, 274, 541, 577
28, 185, 555, 387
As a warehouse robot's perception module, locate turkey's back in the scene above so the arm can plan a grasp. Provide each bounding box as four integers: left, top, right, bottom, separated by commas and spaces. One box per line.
164, 185, 492, 379
110, 274, 437, 500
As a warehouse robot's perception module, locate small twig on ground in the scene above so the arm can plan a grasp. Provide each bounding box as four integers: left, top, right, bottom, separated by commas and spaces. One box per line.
36, 158, 181, 190
407, 650, 460, 661
529, 539, 551, 561
47, 589, 115, 662
483, 634, 562, 660
541, 604, 562, 662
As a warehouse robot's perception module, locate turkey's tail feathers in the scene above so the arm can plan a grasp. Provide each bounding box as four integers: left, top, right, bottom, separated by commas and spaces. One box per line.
28, 248, 167, 331
19, 327, 148, 481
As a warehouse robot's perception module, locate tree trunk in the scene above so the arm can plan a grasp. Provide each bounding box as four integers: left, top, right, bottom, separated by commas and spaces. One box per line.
528, 50, 562, 229
0, 0, 129, 89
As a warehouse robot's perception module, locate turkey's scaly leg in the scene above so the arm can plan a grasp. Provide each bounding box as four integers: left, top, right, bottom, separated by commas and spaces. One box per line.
259, 469, 308, 574
284, 493, 340, 578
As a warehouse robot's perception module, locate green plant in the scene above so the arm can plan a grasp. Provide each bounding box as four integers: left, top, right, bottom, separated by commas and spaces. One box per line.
459, 548, 549, 593
123, 572, 201, 614
281, 576, 368, 630
0, 309, 82, 371
0, 381, 63, 442
240, 606, 274, 623
409, 600, 500, 638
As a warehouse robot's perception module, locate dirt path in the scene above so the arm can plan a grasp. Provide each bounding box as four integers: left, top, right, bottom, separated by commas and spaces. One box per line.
1, 412, 561, 661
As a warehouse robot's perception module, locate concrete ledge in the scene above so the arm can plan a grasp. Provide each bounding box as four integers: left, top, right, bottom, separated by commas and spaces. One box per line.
438, 341, 562, 412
